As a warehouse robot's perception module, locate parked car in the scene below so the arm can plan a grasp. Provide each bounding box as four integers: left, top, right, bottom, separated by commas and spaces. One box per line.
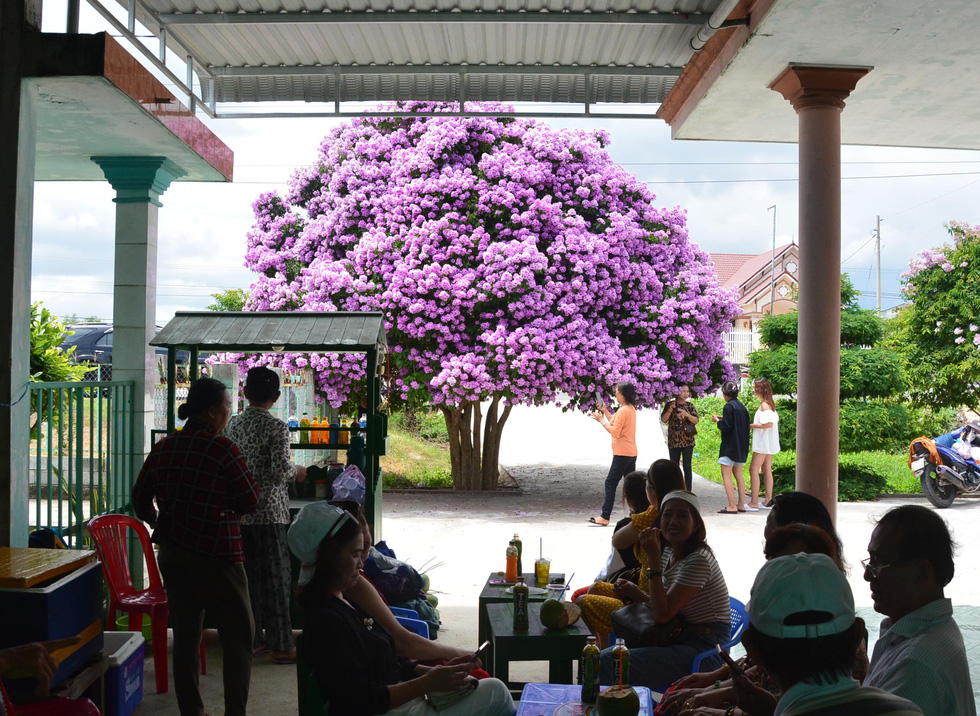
59, 323, 207, 381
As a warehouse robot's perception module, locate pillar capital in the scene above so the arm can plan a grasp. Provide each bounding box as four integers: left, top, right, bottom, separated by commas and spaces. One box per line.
769, 65, 872, 113
91, 156, 185, 206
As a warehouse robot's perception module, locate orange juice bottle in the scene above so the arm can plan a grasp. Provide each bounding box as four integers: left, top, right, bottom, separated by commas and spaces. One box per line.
339, 418, 350, 446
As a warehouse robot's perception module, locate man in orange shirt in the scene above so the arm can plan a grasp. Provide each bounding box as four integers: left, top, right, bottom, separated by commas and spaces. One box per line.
590, 381, 638, 526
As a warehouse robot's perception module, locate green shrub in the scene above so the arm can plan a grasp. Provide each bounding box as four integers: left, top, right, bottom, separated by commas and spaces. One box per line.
388, 408, 449, 444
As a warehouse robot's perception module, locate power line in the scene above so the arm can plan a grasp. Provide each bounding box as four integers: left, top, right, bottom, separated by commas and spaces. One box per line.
643, 170, 980, 185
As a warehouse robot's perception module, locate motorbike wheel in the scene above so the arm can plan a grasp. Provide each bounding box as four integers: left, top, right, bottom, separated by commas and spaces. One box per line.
920, 465, 957, 508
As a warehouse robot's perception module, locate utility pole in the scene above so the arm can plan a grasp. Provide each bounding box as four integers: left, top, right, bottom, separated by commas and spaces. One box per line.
768, 205, 777, 315
876, 215, 882, 313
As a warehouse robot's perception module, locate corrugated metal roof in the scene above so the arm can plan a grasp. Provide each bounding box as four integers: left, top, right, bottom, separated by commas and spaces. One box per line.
112, 0, 724, 114
151, 311, 388, 353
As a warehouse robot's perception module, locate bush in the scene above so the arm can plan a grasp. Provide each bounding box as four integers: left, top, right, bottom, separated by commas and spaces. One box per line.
389, 409, 449, 444
771, 453, 887, 501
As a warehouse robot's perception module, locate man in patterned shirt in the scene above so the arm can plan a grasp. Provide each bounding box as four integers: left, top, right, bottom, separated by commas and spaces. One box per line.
225, 366, 306, 664
133, 377, 258, 716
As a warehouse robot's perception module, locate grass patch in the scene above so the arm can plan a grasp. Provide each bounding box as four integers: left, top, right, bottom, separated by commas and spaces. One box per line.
690, 398, 917, 500
381, 411, 453, 488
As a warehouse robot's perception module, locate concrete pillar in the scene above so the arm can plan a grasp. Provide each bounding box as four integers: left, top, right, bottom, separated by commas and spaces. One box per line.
92, 157, 185, 488
769, 65, 870, 522
0, 0, 42, 547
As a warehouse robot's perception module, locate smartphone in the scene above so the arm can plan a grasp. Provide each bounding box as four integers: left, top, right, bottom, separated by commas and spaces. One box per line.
594, 391, 604, 407
715, 644, 743, 677
472, 640, 491, 661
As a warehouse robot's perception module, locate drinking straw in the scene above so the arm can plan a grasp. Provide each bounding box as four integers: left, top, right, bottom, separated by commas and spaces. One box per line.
539, 538, 543, 561
557, 572, 575, 599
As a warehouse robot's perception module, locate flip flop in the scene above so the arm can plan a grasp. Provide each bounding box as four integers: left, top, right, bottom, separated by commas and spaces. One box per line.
588, 517, 610, 526
252, 645, 271, 658
717, 508, 739, 514
272, 652, 297, 664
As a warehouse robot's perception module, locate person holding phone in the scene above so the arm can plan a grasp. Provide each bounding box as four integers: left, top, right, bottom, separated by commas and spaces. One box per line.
289, 503, 515, 716
590, 381, 638, 526
661, 385, 699, 492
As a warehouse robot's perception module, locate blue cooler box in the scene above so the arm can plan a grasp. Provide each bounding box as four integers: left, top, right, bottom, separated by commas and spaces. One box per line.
0, 560, 104, 688
103, 631, 144, 716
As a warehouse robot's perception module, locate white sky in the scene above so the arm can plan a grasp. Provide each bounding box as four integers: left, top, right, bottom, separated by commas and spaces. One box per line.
31, 3, 980, 324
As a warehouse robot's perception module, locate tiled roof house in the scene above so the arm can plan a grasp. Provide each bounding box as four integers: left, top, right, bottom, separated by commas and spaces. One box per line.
710, 243, 799, 329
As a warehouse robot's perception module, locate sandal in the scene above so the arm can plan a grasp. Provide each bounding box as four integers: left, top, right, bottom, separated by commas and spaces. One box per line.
252, 645, 271, 658
717, 508, 739, 514
588, 516, 610, 526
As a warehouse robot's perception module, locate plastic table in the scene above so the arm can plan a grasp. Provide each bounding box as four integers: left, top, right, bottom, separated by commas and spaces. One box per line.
486, 601, 589, 688
516, 683, 656, 716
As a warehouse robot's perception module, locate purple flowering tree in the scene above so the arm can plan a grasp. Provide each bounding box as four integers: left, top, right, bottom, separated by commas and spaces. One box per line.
242, 103, 739, 490
895, 221, 980, 408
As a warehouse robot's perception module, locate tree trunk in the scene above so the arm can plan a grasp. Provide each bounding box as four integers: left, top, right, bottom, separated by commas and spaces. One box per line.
443, 396, 512, 490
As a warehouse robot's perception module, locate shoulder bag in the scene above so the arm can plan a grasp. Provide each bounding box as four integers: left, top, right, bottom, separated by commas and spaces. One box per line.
611, 602, 687, 648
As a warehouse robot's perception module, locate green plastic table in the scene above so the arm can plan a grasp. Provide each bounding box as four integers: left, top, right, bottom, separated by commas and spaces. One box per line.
478, 572, 558, 677
486, 601, 590, 689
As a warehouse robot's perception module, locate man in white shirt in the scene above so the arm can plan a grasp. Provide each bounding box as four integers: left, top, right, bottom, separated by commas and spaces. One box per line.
740, 553, 922, 716
864, 505, 976, 716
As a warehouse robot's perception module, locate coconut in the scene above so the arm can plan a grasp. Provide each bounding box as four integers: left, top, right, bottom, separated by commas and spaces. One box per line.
596, 686, 640, 716
539, 598, 582, 629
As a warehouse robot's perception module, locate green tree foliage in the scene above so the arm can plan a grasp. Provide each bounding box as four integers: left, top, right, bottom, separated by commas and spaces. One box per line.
747, 274, 940, 453
892, 221, 980, 408
31, 302, 88, 383
206, 288, 249, 312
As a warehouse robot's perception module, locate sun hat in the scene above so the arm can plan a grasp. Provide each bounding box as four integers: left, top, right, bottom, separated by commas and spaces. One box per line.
660, 490, 701, 514
287, 502, 355, 586
749, 553, 855, 639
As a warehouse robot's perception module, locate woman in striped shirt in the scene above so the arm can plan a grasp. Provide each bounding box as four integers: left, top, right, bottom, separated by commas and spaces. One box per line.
601, 490, 730, 692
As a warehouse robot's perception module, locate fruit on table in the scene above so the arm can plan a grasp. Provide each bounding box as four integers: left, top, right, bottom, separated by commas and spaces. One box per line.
425, 592, 439, 608
539, 598, 582, 629
421, 573, 430, 592
596, 686, 640, 716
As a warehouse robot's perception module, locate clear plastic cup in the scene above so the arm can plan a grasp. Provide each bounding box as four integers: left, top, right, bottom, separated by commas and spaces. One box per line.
535, 557, 551, 585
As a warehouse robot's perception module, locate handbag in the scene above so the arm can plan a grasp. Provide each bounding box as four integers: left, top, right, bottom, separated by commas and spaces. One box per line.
611, 602, 687, 648
681, 420, 697, 438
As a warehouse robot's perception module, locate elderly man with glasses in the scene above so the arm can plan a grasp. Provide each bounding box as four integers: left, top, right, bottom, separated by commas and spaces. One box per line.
863, 505, 976, 716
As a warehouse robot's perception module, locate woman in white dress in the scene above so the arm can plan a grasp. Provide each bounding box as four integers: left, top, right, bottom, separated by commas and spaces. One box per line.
747, 377, 780, 509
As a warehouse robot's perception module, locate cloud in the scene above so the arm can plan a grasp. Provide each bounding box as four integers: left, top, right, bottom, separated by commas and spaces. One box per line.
29, 115, 980, 323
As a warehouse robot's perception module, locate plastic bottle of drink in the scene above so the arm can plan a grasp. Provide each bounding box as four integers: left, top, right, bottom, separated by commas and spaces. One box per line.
580, 636, 601, 702
311, 416, 322, 445
611, 638, 630, 686
513, 576, 530, 632
512, 533, 523, 577
288, 414, 298, 443
299, 412, 311, 445
339, 418, 351, 445
505, 542, 519, 582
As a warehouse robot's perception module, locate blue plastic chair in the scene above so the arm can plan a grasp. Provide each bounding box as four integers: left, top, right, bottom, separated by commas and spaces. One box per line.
395, 615, 430, 638
691, 597, 748, 672
389, 606, 420, 620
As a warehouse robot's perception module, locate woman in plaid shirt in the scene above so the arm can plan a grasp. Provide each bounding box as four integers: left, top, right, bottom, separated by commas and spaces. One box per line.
133, 377, 259, 716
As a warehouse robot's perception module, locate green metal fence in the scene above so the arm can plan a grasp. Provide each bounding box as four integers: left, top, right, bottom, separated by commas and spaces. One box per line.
29, 381, 135, 547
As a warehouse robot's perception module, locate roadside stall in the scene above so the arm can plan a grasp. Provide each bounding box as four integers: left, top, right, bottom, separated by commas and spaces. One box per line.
150, 311, 389, 531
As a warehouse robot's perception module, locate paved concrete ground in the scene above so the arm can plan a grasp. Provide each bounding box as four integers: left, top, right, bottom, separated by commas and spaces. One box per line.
135, 404, 980, 714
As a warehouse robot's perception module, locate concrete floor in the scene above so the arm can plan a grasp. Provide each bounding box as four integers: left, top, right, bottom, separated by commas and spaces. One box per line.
133, 403, 980, 714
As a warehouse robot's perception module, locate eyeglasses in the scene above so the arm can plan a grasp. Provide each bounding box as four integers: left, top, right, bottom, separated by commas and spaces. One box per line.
861, 557, 908, 578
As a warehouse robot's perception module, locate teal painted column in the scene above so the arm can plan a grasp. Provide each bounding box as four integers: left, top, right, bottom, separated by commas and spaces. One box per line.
92, 157, 185, 510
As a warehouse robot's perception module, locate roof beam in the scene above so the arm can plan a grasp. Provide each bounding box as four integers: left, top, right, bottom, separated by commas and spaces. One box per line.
158, 10, 709, 26
210, 64, 683, 77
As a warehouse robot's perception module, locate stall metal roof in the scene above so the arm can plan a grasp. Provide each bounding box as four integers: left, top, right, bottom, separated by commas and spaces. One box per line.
152, 311, 388, 353
105, 0, 734, 117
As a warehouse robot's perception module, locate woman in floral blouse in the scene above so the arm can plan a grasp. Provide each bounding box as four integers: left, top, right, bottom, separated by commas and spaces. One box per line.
661, 385, 699, 491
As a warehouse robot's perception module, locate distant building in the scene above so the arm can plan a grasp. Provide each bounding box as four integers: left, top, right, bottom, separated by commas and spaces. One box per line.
711, 243, 799, 330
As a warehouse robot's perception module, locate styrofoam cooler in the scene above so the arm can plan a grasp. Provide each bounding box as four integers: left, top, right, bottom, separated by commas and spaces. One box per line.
103, 631, 144, 716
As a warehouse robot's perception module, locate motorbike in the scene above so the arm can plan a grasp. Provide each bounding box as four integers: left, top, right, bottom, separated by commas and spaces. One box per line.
909, 422, 980, 508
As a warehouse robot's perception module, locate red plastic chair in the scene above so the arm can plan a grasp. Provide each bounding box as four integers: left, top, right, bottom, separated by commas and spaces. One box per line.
0, 677, 100, 716
87, 514, 205, 694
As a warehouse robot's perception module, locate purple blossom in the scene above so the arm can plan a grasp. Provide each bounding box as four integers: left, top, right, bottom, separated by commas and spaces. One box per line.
236, 102, 739, 409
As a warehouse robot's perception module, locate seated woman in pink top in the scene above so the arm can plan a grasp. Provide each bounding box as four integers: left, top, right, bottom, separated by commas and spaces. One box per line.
590, 381, 638, 526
